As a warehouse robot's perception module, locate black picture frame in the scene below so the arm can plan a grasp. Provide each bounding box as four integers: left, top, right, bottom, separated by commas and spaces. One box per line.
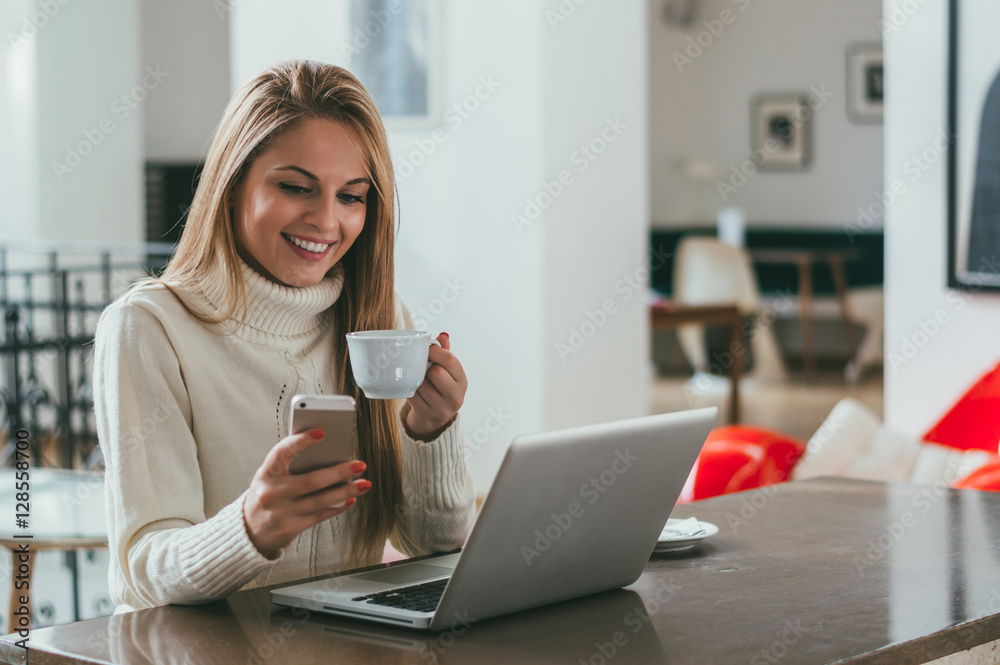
846, 42, 883, 124
948, 0, 1000, 291
751, 94, 811, 171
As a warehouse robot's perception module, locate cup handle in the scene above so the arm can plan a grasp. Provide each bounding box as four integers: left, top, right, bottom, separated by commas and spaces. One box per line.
426, 335, 442, 371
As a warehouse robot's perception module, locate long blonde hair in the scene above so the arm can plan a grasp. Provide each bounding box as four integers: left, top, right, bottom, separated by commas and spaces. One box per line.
152, 60, 402, 566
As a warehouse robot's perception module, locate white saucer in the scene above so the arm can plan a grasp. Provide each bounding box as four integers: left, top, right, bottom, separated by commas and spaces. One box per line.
653, 518, 719, 553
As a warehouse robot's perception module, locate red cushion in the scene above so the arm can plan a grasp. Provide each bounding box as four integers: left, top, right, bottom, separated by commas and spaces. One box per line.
690, 426, 806, 501
923, 361, 1000, 452
954, 457, 1000, 492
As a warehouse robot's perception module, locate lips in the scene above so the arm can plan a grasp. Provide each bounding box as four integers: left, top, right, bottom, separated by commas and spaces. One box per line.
281, 233, 331, 253
281, 233, 335, 262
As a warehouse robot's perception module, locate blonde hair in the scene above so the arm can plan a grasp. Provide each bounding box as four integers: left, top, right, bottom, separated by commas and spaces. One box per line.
151, 60, 402, 566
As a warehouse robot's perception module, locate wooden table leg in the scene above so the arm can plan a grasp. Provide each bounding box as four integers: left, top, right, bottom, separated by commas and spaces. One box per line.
727, 313, 742, 423
6, 546, 33, 635
828, 256, 860, 360
796, 258, 816, 380
650, 304, 744, 422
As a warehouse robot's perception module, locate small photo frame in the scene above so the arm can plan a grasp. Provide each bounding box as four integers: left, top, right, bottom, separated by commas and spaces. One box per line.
751, 94, 811, 170
847, 42, 884, 124
347, 0, 442, 129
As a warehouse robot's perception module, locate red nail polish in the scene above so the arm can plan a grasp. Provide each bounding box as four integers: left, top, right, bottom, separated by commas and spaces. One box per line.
358, 480, 372, 492
310, 429, 325, 440
346, 498, 356, 507
351, 461, 367, 473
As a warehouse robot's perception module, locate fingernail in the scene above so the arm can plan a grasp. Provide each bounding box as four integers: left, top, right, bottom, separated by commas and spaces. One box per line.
442, 332, 449, 338
310, 429, 325, 440
351, 461, 367, 473
346, 498, 356, 507
358, 480, 372, 492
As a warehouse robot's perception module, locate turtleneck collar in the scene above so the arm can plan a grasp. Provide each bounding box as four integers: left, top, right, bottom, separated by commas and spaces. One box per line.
197, 255, 345, 337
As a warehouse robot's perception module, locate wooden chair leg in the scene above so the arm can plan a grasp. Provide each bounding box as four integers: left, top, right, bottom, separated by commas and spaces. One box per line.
728, 314, 742, 423
829, 256, 861, 357
797, 258, 816, 380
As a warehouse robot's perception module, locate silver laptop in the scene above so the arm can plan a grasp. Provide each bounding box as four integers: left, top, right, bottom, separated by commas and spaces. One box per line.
270, 407, 717, 630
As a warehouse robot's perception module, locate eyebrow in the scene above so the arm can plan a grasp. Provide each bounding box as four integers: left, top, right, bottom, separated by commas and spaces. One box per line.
274, 165, 370, 186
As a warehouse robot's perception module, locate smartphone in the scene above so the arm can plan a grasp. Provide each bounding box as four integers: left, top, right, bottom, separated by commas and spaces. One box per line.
287, 394, 357, 474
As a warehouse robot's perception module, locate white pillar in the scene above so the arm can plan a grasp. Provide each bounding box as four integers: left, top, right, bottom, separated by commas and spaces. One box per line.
34, 0, 144, 244
0, 0, 40, 245
541, 0, 650, 430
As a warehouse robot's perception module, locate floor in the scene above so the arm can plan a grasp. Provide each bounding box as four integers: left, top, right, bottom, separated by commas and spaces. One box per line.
650, 368, 884, 443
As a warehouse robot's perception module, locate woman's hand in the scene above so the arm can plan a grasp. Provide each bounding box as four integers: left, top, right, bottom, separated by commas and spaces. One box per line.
404, 332, 468, 440
243, 429, 370, 557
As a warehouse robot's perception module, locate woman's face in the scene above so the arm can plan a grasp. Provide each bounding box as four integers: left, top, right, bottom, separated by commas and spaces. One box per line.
231, 117, 370, 288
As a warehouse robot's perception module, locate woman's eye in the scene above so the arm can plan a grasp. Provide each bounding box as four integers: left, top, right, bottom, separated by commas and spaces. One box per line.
338, 193, 365, 205
279, 183, 311, 195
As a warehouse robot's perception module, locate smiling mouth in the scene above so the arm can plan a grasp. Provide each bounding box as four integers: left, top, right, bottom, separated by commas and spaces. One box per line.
281, 233, 332, 254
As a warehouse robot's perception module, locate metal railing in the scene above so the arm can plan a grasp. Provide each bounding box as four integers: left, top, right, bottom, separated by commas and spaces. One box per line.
1, 240, 176, 470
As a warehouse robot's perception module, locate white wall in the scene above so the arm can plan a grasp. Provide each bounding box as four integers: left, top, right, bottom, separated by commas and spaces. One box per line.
390, 0, 649, 486
230, 0, 351, 87
649, 0, 884, 228
142, 0, 232, 162
2, 1, 208, 247
388, 0, 547, 492
0, 0, 39, 244
35, 0, 144, 243
542, 1, 650, 429
229, 0, 650, 491
883, 0, 1000, 437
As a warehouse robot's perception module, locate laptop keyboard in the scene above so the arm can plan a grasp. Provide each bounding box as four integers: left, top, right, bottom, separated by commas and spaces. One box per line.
352, 579, 447, 613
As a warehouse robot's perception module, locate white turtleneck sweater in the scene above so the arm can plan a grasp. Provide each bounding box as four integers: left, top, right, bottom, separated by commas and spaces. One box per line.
93, 260, 476, 612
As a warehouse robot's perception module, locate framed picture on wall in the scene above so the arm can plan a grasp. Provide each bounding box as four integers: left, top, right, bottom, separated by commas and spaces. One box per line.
751, 94, 810, 170
948, 0, 1000, 291
347, 0, 442, 129
846, 43, 883, 124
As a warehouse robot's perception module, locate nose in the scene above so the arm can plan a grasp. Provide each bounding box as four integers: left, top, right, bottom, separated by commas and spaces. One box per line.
306, 193, 341, 234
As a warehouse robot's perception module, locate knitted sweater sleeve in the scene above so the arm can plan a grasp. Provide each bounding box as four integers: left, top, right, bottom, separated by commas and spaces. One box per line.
94, 298, 276, 609
389, 297, 477, 556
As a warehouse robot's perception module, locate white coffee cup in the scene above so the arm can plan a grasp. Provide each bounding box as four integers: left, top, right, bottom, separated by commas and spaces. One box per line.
345, 330, 441, 399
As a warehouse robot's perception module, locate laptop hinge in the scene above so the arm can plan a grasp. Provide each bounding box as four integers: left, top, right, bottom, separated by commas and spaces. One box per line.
324, 606, 416, 625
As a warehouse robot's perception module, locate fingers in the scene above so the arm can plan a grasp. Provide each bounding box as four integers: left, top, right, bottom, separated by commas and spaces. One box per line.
260, 429, 326, 479
245, 469, 368, 550
405, 333, 467, 436
426, 343, 468, 389
421, 365, 465, 411
249, 493, 360, 554
413, 374, 452, 413
247, 437, 370, 553
296, 478, 372, 514
308, 499, 357, 525
293, 459, 367, 496
406, 389, 433, 413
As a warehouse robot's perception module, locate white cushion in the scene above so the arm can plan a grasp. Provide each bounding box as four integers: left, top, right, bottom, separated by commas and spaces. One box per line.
840, 427, 922, 483
793, 398, 884, 480
908, 444, 993, 487
794, 397, 990, 487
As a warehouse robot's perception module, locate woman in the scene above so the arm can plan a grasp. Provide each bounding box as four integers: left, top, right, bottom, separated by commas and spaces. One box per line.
93, 60, 475, 611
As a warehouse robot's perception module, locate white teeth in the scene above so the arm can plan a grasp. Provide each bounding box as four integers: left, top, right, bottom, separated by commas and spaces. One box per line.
284, 234, 330, 253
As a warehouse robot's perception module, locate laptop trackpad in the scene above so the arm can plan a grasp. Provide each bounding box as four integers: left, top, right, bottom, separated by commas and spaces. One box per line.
353, 564, 453, 586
